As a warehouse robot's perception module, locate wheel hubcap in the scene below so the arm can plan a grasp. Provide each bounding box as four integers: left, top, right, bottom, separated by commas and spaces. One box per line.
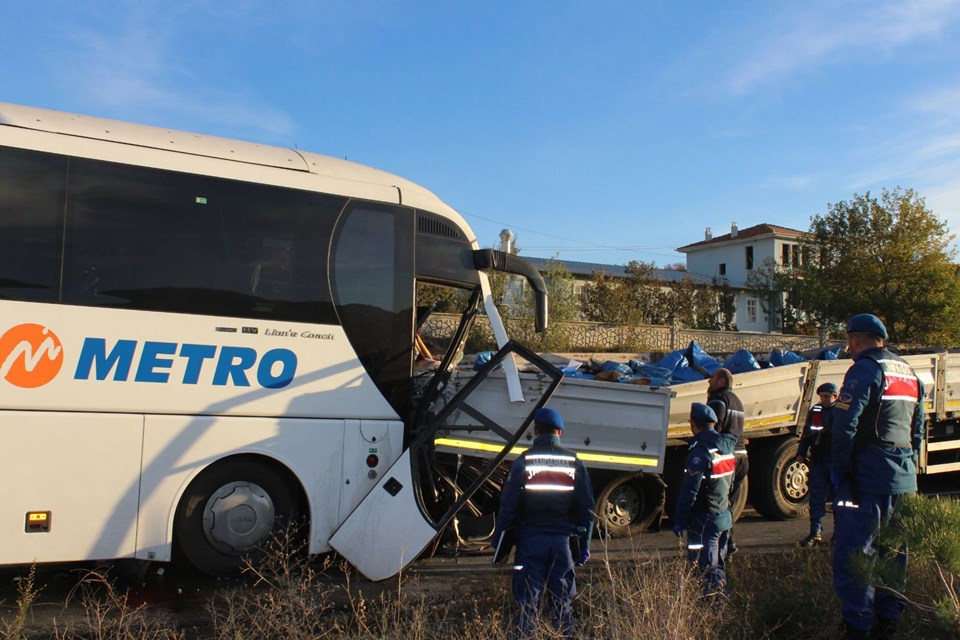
783, 460, 808, 501
605, 484, 642, 528
202, 481, 275, 554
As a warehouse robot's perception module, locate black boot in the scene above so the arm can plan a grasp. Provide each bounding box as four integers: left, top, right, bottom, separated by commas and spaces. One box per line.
870, 617, 898, 640
798, 531, 823, 547
840, 621, 870, 639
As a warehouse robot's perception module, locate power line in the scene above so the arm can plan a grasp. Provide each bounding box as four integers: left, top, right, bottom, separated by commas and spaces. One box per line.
457, 207, 684, 256
521, 244, 681, 250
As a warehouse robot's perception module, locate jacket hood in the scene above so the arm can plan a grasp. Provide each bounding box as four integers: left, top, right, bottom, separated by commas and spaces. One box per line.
695, 428, 737, 455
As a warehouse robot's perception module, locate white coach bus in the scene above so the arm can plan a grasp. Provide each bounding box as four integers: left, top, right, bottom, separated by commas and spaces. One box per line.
0, 103, 556, 579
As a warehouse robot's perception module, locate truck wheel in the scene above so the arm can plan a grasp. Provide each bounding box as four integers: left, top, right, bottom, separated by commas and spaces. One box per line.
595, 473, 664, 537
174, 458, 300, 576
749, 437, 808, 520
731, 475, 749, 522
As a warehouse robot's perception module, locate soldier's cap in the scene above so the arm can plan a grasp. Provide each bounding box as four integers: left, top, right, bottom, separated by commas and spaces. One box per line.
690, 402, 717, 425
846, 313, 888, 340
533, 407, 564, 431
816, 382, 838, 394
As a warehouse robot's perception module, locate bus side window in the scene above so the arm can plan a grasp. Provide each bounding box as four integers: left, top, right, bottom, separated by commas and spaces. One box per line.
245, 238, 294, 299
0, 148, 65, 302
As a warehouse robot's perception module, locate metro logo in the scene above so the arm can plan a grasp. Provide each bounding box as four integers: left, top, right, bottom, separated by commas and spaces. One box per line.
74, 338, 298, 389
0, 324, 64, 388
0, 326, 300, 389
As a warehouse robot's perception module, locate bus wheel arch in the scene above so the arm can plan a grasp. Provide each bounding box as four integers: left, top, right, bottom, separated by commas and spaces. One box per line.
173, 455, 306, 576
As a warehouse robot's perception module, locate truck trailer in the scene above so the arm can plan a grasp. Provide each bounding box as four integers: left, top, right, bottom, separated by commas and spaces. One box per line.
432, 350, 960, 537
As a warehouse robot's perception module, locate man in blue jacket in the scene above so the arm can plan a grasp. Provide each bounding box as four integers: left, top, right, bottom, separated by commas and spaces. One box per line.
831, 314, 924, 640
672, 402, 738, 597
795, 381, 839, 547
493, 407, 594, 639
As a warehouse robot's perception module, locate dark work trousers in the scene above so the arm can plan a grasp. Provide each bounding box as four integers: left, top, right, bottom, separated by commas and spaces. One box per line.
512, 531, 576, 640
686, 518, 730, 597
833, 484, 907, 634
727, 453, 749, 546
807, 459, 831, 534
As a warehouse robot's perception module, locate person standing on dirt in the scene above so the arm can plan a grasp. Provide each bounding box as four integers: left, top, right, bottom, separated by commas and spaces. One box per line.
492, 407, 594, 639
795, 382, 839, 547
706, 367, 747, 555
672, 402, 738, 597
831, 314, 924, 640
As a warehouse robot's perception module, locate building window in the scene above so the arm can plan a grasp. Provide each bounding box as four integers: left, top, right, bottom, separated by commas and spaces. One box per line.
782, 242, 802, 267
719, 263, 726, 276
745, 246, 754, 270
746, 298, 759, 324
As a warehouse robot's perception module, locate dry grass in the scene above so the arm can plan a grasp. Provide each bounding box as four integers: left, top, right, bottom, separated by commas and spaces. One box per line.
2, 531, 959, 640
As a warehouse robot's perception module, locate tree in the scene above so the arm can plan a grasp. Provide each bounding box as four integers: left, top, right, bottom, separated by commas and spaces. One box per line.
712, 277, 738, 331
581, 269, 634, 324
581, 260, 667, 325
520, 257, 579, 324
745, 257, 806, 333
799, 188, 959, 344
582, 262, 736, 330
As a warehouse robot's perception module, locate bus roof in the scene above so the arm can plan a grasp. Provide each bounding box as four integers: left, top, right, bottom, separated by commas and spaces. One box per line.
0, 102, 469, 235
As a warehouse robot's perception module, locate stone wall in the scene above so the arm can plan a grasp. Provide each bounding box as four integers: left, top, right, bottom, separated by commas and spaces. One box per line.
421, 313, 823, 357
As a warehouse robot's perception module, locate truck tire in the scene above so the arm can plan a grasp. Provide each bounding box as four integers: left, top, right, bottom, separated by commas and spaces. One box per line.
731, 475, 749, 522
594, 473, 664, 538
749, 437, 808, 520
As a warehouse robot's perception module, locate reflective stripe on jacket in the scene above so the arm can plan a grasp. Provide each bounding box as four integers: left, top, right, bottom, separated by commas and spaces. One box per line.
831, 347, 924, 495
673, 429, 737, 531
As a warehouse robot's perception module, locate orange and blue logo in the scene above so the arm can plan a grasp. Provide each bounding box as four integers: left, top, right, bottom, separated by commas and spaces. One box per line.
0, 323, 298, 389
0, 323, 64, 388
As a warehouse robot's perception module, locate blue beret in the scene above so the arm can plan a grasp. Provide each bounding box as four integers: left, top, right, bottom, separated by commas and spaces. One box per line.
534, 407, 564, 431
846, 313, 887, 340
690, 402, 717, 425
816, 382, 838, 394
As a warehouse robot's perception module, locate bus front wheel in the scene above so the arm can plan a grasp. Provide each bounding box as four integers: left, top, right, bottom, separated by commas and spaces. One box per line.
174, 458, 300, 576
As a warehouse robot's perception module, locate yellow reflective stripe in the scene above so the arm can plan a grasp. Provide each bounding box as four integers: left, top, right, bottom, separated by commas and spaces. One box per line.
433, 438, 660, 468
576, 451, 659, 467
434, 437, 527, 456
744, 416, 793, 428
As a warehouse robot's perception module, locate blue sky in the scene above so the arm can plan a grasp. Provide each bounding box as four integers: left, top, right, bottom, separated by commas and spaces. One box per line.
4, 1, 960, 267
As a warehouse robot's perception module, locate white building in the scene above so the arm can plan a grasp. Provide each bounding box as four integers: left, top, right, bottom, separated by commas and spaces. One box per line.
677, 223, 808, 332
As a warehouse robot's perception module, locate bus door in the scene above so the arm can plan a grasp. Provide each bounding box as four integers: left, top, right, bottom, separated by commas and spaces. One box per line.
329, 341, 562, 580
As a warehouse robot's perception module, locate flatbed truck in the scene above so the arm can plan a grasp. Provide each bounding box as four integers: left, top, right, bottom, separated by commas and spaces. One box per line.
434, 351, 960, 536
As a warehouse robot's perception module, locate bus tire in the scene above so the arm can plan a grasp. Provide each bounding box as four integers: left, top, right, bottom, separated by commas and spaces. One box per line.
594, 473, 664, 538
174, 458, 300, 577
748, 437, 808, 520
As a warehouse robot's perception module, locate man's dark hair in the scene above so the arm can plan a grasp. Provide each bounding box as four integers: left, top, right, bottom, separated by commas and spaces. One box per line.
533, 422, 560, 436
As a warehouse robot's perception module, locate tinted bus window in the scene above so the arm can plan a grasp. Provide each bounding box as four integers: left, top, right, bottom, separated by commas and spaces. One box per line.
0, 147, 65, 302
332, 203, 414, 416
63, 158, 344, 323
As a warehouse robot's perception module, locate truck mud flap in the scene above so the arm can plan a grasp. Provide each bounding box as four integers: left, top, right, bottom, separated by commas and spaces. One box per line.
329, 341, 562, 581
